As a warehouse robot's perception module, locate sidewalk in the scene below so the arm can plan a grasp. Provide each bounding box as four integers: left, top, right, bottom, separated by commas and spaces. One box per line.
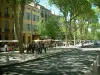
0, 48, 67, 67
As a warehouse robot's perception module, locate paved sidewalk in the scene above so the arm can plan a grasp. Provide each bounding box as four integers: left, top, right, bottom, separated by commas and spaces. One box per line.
0, 48, 67, 67
0, 43, 96, 67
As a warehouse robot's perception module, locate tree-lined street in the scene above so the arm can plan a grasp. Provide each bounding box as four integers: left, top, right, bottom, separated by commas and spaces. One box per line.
0, 0, 100, 75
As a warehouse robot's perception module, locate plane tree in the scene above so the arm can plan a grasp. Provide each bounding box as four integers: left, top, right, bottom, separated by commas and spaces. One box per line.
49, 0, 92, 46
38, 16, 60, 39
75, 9, 97, 44
92, 0, 100, 8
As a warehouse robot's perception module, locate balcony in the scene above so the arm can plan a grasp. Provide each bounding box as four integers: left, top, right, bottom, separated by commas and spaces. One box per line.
4, 28, 9, 32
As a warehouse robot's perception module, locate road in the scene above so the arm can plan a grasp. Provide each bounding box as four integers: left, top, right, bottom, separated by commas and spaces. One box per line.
0, 48, 99, 75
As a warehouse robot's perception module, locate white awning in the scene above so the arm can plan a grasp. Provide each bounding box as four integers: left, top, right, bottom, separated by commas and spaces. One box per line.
0, 40, 19, 42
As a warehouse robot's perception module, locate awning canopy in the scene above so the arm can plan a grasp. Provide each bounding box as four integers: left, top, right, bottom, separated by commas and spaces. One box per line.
0, 40, 19, 42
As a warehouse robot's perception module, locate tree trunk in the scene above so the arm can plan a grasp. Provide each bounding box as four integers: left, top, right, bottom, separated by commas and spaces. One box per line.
65, 17, 68, 46
13, 1, 19, 40
68, 10, 73, 45
73, 19, 76, 46
13, 1, 25, 53
19, 1, 26, 53
69, 18, 72, 45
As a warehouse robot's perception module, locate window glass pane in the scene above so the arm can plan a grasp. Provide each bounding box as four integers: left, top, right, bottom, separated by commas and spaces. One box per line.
27, 24, 30, 31
5, 20, 9, 29
26, 13, 30, 20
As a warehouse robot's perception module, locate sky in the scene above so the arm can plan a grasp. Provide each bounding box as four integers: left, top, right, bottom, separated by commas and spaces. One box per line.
39, 0, 60, 15
39, 0, 100, 23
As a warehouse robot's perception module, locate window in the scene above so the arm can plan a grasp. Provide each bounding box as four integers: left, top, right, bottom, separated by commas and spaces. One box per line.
27, 24, 30, 31
5, 20, 9, 32
5, 7, 9, 17
5, 20, 9, 28
26, 13, 30, 20
37, 16, 39, 21
41, 12, 44, 17
33, 15, 36, 21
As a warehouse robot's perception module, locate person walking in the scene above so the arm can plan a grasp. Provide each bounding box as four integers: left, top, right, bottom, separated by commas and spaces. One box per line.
4, 43, 8, 52
32, 42, 35, 54
44, 43, 47, 53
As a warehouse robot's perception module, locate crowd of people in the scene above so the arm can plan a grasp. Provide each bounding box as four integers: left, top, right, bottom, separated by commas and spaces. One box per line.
23, 42, 48, 54
2, 40, 62, 53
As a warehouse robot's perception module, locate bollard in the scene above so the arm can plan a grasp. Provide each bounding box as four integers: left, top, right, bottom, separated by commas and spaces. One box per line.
96, 55, 100, 66
22, 54, 25, 60
6, 53, 9, 64
93, 60, 98, 74
96, 55, 100, 74
34, 51, 37, 59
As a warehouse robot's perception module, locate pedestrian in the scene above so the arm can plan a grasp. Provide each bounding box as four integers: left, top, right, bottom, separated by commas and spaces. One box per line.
41, 42, 47, 53
35, 42, 40, 54
44, 43, 47, 53
26, 43, 29, 53
12, 43, 15, 53
32, 43, 35, 54
4, 43, 8, 52
37, 42, 41, 54
12, 46, 14, 53
23, 43, 25, 51
39, 42, 42, 54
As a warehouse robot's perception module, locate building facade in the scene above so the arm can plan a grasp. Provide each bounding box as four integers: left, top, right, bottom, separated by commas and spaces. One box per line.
23, 3, 41, 43
40, 5, 51, 22
0, 1, 14, 40
0, 1, 52, 43
23, 3, 52, 43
